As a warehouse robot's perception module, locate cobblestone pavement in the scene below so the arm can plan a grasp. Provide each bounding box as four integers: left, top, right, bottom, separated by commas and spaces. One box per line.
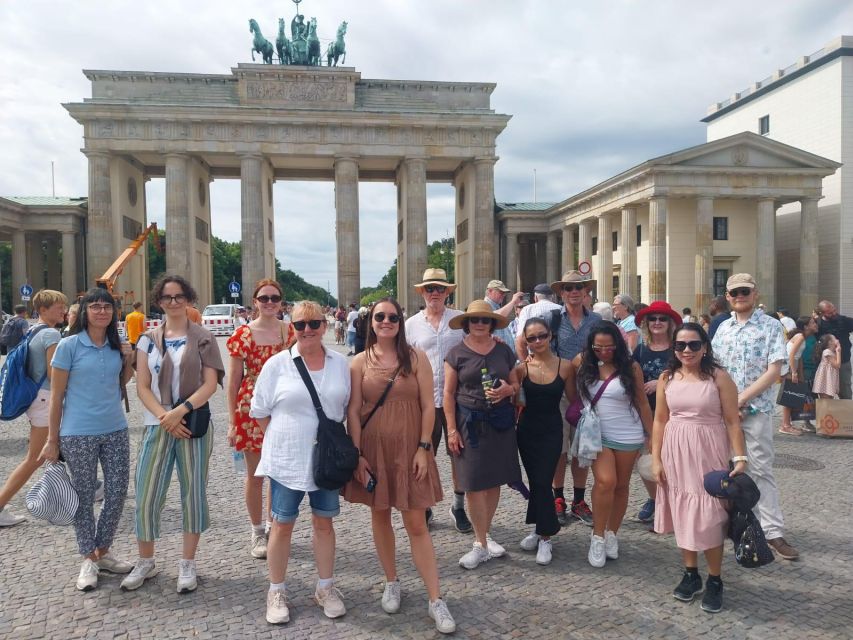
1, 333, 852, 639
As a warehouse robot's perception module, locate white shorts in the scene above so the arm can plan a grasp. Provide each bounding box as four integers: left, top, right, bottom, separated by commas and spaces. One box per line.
25, 388, 50, 427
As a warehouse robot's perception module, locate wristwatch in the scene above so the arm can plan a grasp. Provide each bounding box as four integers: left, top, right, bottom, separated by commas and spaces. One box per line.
183, 400, 194, 412
418, 441, 432, 451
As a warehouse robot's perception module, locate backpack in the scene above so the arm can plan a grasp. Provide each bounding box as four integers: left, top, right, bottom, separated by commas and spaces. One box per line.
0, 325, 49, 421
0, 317, 28, 349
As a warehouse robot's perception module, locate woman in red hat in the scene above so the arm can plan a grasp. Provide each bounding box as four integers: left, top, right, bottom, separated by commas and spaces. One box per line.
632, 302, 682, 523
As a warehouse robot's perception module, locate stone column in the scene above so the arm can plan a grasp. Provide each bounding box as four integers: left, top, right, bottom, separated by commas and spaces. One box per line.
695, 197, 714, 314
45, 236, 60, 290
61, 231, 77, 301
84, 151, 114, 286
505, 231, 519, 290
756, 198, 777, 311
27, 236, 45, 290
562, 225, 574, 275
404, 157, 428, 306
800, 197, 820, 314
165, 153, 192, 279
240, 154, 265, 306
578, 219, 593, 269
335, 157, 360, 307
545, 231, 559, 284
11, 230, 26, 303
648, 196, 668, 301
472, 158, 497, 298
597, 214, 613, 300
620, 207, 637, 299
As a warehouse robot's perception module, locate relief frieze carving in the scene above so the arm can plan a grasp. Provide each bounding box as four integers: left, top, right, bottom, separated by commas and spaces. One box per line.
245, 80, 347, 104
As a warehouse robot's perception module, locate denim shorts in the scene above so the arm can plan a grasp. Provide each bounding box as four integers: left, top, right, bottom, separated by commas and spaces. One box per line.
269, 478, 340, 523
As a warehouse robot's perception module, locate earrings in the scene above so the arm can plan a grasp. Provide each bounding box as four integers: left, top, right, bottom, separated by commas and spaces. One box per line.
597, 360, 605, 367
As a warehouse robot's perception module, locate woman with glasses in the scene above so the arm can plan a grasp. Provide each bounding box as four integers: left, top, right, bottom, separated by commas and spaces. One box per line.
251, 301, 350, 625
343, 298, 455, 633
226, 279, 293, 559
39, 288, 135, 591
444, 300, 522, 570
631, 302, 682, 523
652, 323, 746, 613
122, 275, 224, 594
573, 322, 652, 568
514, 317, 575, 566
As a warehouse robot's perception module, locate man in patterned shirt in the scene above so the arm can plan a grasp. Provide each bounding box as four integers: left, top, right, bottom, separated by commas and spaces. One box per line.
712, 273, 798, 560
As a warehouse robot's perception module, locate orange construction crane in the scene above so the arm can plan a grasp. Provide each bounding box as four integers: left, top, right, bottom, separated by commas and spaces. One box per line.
96, 222, 161, 306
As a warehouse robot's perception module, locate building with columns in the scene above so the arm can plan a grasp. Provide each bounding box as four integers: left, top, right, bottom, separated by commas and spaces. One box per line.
704, 35, 853, 313
0, 197, 87, 307
63, 64, 510, 311
497, 132, 839, 314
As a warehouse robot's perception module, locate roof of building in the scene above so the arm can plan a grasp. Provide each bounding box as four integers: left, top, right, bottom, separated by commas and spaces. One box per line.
495, 202, 556, 212
2, 196, 87, 207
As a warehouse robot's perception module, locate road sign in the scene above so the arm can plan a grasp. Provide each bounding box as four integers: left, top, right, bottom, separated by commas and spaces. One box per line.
577, 261, 592, 276
21, 296, 30, 302
231, 292, 239, 299
228, 281, 241, 294
20, 284, 33, 298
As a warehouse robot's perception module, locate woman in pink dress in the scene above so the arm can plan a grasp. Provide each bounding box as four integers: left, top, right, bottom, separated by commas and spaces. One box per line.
812, 334, 841, 398
651, 322, 747, 614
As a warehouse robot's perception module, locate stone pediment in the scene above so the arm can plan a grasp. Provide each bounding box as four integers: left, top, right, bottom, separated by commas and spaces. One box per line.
651, 131, 841, 171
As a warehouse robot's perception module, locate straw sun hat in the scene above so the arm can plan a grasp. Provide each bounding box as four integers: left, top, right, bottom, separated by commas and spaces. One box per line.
448, 299, 509, 330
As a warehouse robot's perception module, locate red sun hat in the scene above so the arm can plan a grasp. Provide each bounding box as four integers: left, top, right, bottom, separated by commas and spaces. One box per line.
635, 300, 683, 327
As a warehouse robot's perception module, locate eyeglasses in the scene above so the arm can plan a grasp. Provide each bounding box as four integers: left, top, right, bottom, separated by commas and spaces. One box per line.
424, 285, 447, 294
468, 317, 494, 325
256, 295, 282, 304
293, 319, 324, 331
159, 294, 187, 305
728, 288, 753, 298
88, 303, 114, 313
674, 340, 704, 352
562, 284, 586, 292
526, 332, 550, 344
592, 345, 616, 353
647, 315, 669, 323
373, 312, 400, 323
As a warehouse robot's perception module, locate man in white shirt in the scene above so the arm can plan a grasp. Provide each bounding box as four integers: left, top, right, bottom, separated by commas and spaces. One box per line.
514, 284, 561, 361
405, 268, 471, 533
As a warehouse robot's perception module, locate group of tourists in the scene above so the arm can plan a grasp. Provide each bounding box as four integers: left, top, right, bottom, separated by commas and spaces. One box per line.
1, 262, 842, 630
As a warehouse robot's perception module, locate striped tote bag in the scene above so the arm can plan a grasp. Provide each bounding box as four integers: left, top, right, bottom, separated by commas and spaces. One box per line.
26, 462, 79, 526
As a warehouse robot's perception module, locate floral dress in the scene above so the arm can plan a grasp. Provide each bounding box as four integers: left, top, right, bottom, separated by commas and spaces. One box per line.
226, 324, 293, 452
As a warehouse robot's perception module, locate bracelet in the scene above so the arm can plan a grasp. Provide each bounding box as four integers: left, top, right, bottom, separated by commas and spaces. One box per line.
447, 430, 458, 437
731, 455, 748, 463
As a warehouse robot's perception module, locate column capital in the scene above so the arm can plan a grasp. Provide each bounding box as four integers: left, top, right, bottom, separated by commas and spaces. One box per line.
82, 149, 111, 159
800, 195, 822, 204
334, 155, 360, 164
472, 156, 498, 166
757, 197, 777, 206
238, 152, 263, 162
164, 151, 190, 160
649, 194, 668, 202
620, 204, 639, 213
403, 155, 428, 165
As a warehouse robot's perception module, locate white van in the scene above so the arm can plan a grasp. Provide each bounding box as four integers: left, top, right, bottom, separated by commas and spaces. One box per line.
202, 304, 240, 336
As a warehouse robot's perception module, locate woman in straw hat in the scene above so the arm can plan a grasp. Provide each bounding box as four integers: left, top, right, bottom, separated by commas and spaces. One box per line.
443, 300, 522, 570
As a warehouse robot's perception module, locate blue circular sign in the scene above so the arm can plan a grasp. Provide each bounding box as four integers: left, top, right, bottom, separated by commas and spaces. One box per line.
228, 281, 241, 294
20, 284, 33, 297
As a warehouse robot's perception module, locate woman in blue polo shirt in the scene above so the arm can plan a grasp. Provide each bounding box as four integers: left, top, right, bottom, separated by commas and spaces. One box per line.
40, 288, 136, 592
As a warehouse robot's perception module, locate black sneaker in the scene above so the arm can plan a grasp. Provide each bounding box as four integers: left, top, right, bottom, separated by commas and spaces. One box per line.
449, 506, 473, 533
426, 508, 434, 528
701, 578, 723, 613
672, 570, 703, 602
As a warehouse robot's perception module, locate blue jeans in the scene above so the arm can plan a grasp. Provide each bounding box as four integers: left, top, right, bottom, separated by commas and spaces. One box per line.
269, 479, 340, 523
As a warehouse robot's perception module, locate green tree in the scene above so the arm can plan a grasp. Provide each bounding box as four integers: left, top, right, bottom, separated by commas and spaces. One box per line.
146, 229, 166, 285
427, 237, 455, 282
210, 236, 242, 303
276, 262, 337, 306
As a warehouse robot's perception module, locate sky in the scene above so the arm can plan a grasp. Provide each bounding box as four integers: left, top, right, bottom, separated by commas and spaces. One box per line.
1, 0, 850, 297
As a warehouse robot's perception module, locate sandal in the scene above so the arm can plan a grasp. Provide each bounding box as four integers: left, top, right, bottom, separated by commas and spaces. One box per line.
778, 424, 803, 436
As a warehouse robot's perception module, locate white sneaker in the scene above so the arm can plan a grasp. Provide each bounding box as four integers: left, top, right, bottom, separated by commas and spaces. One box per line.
266, 589, 290, 624
520, 531, 540, 552
485, 534, 506, 558
120, 560, 159, 591
428, 598, 457, 634
588, 534, 606, 568
381, 580, 401, 614
177, 560, 197, 593
315, 583, 347, 618
93, 480, 104, 503
76, 558, 99, 591
459, 541, 491, 569
251, 531, 268, 559
604, 529, 619, 560
0, 507, 25, 527
536, 539, 553, 566
96, 553, 133, 574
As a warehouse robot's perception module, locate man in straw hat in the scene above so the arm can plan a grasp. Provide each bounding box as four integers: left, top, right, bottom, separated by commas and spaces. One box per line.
405, 268, 472, 533
546, 270, 601, 527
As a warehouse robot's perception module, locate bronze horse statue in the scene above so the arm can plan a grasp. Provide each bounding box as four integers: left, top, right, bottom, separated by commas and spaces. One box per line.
249, 19, 274, 64
307, 18, 321, 66
276, 18, 292, 64
325, 21, 347, 67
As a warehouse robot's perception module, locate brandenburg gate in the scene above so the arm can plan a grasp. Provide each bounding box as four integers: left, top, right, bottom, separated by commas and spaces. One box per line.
64, 65, 510, 309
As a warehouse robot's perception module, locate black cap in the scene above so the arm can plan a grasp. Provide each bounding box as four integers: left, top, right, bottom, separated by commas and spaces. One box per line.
533, 283, 552, 295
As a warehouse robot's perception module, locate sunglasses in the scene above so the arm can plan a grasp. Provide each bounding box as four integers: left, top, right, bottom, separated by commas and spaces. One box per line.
592, 345, 616, 353
293, 319, 324, 331
373, 312, 400, 323
468, 316, 494, 325
424, 285, 447, 294
256, 295, 282, 304
88, 303, 115, 313
647, 315, 669, 323
674, 340, 704, 352
728, 287, 753, 298
562, 284, 586, 292
158, 295, 187, 304
525, 332, 550, 344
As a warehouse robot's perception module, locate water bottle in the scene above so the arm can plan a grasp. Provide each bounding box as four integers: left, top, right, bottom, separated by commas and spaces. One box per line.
481, 368, 494, 402
232, 450, 246, 476
516, 384, 526, 408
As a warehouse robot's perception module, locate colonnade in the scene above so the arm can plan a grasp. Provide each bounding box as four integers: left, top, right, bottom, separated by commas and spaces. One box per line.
8, 229, 80, 304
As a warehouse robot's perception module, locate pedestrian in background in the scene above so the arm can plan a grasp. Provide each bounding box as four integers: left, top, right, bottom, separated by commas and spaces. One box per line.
125, 301, 146, 350
817, 300, 853, 399
812, 334, 841, 399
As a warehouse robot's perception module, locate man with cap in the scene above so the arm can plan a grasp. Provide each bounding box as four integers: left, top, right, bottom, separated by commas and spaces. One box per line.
712, 273, 798, 560
484, 280, 524, 347
405, 268, 472, 533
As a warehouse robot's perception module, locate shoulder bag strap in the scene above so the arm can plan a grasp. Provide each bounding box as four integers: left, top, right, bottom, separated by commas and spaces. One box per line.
290, 347, 326, 421
361, 366, 401, 432
590, 372, 618, 409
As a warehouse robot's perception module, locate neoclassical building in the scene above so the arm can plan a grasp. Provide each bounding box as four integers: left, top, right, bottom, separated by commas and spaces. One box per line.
497, 132, 839, 315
